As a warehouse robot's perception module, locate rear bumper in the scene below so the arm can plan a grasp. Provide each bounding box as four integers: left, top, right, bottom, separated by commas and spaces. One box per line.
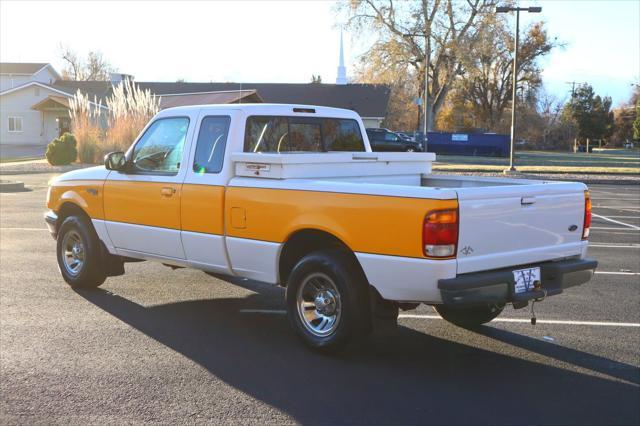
44, 210, 58, 239
438, 258, 598, 305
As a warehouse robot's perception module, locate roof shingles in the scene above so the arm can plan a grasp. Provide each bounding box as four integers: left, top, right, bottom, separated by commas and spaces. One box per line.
0, 62, 49, 74
50, 80, 390, 118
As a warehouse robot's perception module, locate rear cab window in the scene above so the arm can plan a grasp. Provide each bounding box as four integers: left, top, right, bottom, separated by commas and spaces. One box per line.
193, 116, 231, 174
244, 116, 365, 153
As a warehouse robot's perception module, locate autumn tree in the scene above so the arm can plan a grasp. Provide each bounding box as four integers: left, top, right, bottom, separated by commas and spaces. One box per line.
456, 14, 558, 131
60, 45, 114, 81
342, 0, 499, 131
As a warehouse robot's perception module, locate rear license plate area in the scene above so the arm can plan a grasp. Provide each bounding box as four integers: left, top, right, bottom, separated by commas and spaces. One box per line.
512, 267, 541, 294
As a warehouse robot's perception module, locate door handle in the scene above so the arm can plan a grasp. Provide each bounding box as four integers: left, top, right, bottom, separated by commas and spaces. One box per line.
521, 197, 536, 205
161, 187, 176, 197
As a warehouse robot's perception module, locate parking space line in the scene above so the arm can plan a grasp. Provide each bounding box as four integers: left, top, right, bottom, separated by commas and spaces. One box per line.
592, 198, 640, 202
591, 226, 639, 231
398, 315, 640, 327
595, 216, 640, 219
595, 271, 640, 276
592, 214, 640, 230
238, 310, 640, 327
589, 243, 640, 249
593, 207, 640, 213
239, 309, 287, 314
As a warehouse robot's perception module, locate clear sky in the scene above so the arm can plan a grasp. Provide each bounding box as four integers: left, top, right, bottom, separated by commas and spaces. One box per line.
1, 0, 638, 105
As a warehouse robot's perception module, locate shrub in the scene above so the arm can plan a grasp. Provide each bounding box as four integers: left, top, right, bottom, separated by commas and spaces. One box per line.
46, 132, 78, 165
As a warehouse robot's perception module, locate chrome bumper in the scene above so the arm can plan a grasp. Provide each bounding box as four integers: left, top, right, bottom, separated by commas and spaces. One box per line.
44, 211, 58, 239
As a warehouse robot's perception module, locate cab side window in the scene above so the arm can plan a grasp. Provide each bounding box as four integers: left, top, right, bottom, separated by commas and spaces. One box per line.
193, 116, 231, 174
131, 117, 189, 174
384, 132, 399, 142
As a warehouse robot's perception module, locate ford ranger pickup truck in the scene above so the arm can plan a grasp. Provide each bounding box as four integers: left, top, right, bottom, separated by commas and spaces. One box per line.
45, 104, 597, 352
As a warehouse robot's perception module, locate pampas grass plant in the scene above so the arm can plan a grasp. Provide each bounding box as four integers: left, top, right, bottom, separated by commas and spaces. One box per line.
69, 79, 159, 164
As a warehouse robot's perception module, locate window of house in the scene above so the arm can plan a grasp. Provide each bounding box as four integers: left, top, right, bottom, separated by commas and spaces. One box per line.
193, 116, 231, 174
244, 116, 365, 153
131, 117, 189, 174
8, 117, 23, 132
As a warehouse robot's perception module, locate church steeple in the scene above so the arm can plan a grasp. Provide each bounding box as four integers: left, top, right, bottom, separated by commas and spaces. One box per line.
336, 29, 347, 85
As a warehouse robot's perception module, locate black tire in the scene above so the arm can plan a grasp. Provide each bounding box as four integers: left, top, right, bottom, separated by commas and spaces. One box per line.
434, 303, 505, 328
286, 249, 371, 353
56, 215, 106, 288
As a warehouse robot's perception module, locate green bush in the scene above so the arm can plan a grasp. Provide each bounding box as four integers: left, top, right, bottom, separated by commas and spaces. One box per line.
46, 132, 78, 165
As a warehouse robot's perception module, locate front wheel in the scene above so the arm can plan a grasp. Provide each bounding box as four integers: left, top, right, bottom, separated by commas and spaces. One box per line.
286, 250, 370, 353
434, 303, 504, 328
56, 215, 106, 288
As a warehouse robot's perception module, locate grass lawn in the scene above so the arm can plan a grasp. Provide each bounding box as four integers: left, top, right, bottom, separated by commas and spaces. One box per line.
432, 149, 640, 174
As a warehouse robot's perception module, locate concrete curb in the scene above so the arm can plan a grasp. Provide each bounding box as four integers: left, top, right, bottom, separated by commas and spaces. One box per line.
0, 180, 26, 192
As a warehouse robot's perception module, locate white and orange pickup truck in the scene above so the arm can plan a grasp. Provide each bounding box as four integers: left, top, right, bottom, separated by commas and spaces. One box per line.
45, 104, 597, 351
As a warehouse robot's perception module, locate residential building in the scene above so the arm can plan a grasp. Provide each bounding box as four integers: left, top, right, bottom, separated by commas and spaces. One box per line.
1, 63, 390, 147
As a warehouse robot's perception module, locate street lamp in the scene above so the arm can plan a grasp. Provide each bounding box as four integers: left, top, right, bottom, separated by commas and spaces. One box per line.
403, 32, 429, 152
496, 5, 541, 173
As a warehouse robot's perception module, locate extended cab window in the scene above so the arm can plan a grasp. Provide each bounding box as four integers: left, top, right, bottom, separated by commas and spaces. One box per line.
193, 116, 231, 174
132, 117, 189, 174
244, 116, 365, 153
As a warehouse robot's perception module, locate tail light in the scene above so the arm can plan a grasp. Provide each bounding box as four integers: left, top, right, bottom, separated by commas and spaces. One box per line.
582, 191, 591, 240
423, 209, 458, 258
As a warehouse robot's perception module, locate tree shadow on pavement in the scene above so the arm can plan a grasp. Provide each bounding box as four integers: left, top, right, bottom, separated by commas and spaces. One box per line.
76, 283, 640, 426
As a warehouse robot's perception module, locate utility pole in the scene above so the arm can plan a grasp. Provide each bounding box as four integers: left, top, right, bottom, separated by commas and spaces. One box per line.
496, 5, 541, 173
403, 0, 430, 153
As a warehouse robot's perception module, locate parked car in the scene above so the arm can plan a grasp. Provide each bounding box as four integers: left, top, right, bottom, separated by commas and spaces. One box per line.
366, 128, 423, 152
397, 132, 416, 142
44, 104, 597, 352
623, 141, 634, 149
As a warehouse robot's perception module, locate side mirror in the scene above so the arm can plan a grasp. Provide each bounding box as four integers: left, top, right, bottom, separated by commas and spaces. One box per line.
104, 151, 127, 171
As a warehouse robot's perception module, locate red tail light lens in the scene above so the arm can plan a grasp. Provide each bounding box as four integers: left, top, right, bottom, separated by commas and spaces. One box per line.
583, 191, 591, 240
423, 209, 458, 258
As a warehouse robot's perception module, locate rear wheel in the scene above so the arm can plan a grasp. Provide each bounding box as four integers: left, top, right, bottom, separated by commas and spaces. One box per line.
434, 303, 504, 328
56, 215, 106, 288
286, 250, 370, 353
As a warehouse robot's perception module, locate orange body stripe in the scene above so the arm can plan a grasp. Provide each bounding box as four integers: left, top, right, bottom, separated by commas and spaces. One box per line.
225, 187, 458, 258
47, 180, 105, 220
103, 181, 181, 229
181, 184, 225, 234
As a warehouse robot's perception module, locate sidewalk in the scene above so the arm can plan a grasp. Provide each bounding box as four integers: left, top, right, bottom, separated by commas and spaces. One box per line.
0, 159, 91, 175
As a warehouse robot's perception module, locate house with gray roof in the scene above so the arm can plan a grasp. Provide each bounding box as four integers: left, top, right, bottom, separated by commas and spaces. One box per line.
0, 62, 390, 148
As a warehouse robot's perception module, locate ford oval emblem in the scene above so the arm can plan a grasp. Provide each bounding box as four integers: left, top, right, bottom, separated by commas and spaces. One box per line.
568, 224, 578, 232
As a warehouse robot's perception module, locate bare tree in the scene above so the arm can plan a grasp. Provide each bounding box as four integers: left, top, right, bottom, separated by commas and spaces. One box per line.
342, 0, 498, 130
60, 45, 113, 81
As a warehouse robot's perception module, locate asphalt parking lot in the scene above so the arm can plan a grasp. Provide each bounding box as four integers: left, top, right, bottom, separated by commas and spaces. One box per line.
1, 173, 639, 425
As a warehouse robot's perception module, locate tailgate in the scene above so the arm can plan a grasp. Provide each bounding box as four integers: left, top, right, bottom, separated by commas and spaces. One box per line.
456, 182, 587, 274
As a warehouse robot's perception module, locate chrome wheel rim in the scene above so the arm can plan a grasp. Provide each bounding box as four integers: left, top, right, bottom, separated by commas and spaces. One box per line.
61, 230, 85, 276
296, 272, 342, 337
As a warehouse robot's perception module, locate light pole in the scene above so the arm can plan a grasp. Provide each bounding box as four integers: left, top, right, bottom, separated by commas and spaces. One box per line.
403, 32, 429, 152
496, 5, 541, 173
